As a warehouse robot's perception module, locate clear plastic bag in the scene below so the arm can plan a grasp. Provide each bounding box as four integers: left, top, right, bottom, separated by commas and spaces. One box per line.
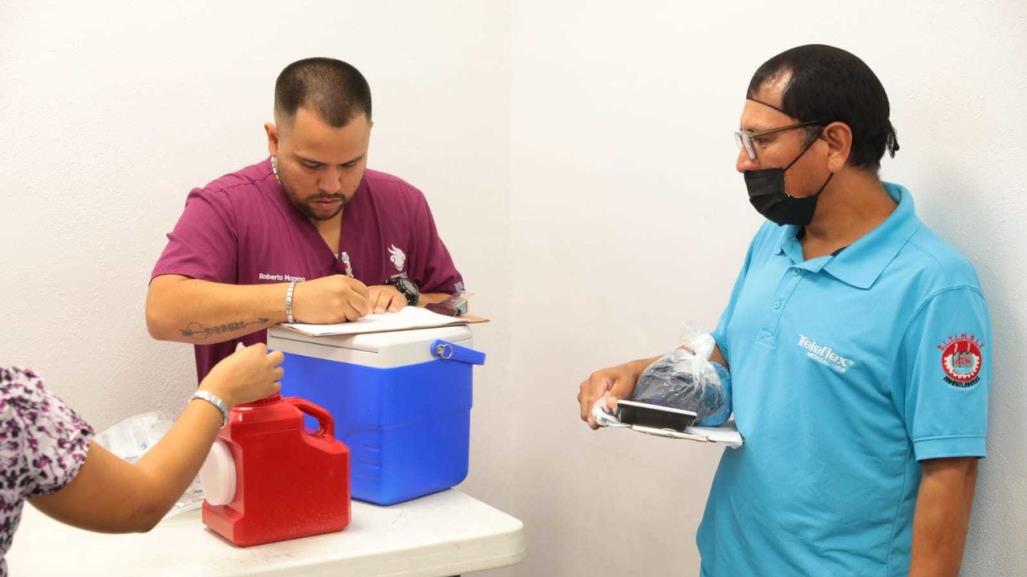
94, 412, 168, 463
630, 326, 731, 425
95, 412, 205, 519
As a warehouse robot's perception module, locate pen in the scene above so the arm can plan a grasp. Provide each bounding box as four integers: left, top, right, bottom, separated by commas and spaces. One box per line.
339, 251, 354, 278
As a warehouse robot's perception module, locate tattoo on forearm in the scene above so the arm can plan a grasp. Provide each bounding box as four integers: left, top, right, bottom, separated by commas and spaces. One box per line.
180, 318, 270, 339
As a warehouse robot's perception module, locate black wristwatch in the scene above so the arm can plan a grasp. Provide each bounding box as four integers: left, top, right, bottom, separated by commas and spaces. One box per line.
388, 275, 420, 306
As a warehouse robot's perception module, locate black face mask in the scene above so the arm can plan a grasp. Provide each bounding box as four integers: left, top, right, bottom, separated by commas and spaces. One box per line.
744, 138, 833, 226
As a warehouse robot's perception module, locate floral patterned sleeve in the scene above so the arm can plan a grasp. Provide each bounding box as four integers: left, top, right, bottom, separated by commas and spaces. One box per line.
1, 367, 94, 577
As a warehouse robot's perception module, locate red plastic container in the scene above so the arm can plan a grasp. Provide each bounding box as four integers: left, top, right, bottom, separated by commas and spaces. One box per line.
202, 394, 350, 547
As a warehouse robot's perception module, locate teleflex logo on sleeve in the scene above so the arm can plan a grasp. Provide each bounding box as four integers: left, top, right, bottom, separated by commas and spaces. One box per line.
938, 334, 984, 388
798, 334, 855, 374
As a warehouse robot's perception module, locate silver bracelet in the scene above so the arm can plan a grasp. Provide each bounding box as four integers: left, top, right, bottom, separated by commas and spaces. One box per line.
285, 279, 299, 323
190, 390, 229, 427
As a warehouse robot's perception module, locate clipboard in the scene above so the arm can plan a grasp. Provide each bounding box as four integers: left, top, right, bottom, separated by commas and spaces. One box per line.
281, 306, 489, 337
622, 423, 744, 448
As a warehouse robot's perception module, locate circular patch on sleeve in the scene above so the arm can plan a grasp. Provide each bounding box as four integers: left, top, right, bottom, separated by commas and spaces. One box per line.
938, 334, 983, 387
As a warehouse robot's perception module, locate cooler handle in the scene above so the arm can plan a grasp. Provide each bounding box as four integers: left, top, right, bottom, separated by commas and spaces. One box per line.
286, 397, 336, 439
430, 339, 486, 365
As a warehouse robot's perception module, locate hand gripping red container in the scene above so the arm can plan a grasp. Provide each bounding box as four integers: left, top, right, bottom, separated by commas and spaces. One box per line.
200, 394, 350, 547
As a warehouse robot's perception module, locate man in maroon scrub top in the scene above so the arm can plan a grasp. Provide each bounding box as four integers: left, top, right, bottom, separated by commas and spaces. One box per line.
146, 58, 465, 381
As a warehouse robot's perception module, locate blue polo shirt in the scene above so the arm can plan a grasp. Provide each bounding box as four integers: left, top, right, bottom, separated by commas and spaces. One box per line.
699, 182, 990, 577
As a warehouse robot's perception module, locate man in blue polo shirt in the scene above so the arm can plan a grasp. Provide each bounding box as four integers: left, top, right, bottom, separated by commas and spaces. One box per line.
578, 44, 990, 577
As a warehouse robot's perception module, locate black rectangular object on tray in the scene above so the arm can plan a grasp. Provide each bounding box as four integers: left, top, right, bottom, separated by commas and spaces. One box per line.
615, 400, 697, 432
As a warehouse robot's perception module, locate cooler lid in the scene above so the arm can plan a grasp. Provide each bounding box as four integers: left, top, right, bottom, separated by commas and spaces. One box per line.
268, 325, 474, 368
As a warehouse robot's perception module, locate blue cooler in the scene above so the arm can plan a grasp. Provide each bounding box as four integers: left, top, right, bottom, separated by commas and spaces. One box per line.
267, 325, 485, 505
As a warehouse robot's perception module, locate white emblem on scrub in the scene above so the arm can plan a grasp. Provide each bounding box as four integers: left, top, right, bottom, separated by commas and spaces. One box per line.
388, 244, 406, 271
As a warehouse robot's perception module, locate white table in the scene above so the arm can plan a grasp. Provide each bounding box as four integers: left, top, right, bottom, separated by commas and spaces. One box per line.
8, 489, 525, 576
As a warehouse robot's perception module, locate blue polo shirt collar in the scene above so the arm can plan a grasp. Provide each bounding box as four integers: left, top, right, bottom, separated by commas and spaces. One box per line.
775, 182, 921, 289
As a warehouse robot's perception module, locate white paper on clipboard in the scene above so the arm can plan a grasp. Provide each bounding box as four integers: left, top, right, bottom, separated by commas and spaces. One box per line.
282, 306, 469, 337
629, 423, 744, 448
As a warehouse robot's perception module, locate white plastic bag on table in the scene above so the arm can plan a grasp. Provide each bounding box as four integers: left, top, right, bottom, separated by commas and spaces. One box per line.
95, 412, 205, 518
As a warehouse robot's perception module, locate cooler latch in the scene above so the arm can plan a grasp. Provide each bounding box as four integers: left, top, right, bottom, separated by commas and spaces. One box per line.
430, 339, 486, 365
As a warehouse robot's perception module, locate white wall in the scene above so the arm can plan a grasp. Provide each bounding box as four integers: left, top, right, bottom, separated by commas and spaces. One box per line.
507, 1, 1026, 576
2, 2, 1025, 577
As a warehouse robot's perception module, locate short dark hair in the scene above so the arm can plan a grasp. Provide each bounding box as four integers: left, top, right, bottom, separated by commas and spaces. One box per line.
274, 57, 372, 127
747, 44, 899, 171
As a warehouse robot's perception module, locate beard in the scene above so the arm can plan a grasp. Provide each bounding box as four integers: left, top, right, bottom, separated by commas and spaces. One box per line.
284, 186, 350, 221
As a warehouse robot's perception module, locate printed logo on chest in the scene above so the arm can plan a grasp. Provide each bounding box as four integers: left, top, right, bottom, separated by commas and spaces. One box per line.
797, 334, 856, 374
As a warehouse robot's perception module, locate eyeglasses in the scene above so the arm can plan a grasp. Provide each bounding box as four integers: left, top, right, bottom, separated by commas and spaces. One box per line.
734, 121, 823, 161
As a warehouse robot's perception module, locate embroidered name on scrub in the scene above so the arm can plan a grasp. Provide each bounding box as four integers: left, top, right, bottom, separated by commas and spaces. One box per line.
257, 273, 307, 282
797, 334, 855, 373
